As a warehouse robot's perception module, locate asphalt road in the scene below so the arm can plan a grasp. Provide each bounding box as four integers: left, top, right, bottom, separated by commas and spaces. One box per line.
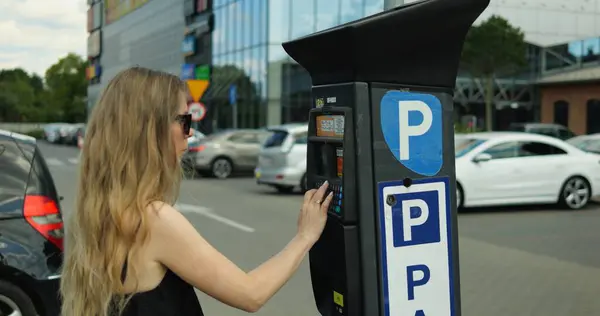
39, 141, 600, 316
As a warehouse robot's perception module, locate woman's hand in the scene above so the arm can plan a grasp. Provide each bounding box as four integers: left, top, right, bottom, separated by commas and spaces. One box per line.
297, 181, 333, 244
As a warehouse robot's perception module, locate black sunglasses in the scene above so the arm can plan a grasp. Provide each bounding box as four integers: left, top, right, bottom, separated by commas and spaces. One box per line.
175, 114, 192, 135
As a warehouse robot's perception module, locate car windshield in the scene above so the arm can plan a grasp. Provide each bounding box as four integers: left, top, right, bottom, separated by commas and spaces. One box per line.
568, 137, 600, 153
567, 136, 591, 148
455, 137, 485, 157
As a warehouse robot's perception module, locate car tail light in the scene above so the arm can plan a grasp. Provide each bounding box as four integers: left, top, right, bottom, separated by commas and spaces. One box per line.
77, 135, 84, 149
23, 195, 64, 250
189, 144, 206, 152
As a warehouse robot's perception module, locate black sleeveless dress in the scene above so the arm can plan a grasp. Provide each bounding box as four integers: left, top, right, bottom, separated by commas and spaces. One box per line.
115, 259, 205, 316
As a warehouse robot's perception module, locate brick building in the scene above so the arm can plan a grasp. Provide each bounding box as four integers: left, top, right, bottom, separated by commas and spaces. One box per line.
538, 67, 600, 135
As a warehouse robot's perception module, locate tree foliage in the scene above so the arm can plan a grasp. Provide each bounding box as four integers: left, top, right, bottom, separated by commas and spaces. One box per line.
461, 15, 527, 130
208, 65, 259, 102
204, 64, 262, 129
0, 53, 88, 123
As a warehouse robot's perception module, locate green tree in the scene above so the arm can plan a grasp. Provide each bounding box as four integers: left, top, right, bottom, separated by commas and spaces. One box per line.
461, 15, 527, 131
0, 69, 37, 121
45, 53, 89, 123
207, 65, 261, 128
209, 65, 259, 102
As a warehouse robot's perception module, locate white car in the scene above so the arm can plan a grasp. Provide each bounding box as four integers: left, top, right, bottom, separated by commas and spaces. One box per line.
455, 132, 600, 210
188, 130, 205, 143
255, 123, 308, 193
567, 133, 600, 154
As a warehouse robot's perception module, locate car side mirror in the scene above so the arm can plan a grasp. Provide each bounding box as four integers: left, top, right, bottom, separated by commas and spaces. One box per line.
473, 153, 492, 163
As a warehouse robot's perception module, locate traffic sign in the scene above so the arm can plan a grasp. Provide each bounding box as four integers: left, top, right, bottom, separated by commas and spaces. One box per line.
378, 177, 454, 316
380, 91, 443, 176
188, 102, 206, 121
229, 84, 237, 105
181, 64, 195, 80
187, 79, 209, 102
195, 65, 210, 80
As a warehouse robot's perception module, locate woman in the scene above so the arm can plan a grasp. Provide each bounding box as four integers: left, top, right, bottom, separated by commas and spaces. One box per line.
60, 67, 333, 316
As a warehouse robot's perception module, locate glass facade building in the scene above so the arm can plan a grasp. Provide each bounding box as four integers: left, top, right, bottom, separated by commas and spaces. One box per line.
209, 0, 384, 129
543, 36, 600, 74
87, 0, 600, 131
87, 0, 186, 114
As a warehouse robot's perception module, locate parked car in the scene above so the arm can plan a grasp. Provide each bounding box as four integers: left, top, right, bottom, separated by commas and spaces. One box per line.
255, 123, 308, 193
63, 123, 85, 146
0, 129, 64, 316
55, 124, 75, 144
455, 132, 600, 210
508, 122, 576, 140
42, 123, 69, 143
183, 129, 272, 179
566, 133, 600, 154
77, 126, 86, 149
188, 129, 206, 143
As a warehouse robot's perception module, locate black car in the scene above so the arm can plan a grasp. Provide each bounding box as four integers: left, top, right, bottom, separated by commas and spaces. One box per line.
0, 129, 63, 316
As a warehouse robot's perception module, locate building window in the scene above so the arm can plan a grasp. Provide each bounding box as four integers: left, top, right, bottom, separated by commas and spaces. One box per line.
340, 0, 364, 24
316, 0, 341, 32
587, 99, 600, 134
553, 100, 569, 127
364, 0, 383, 16
290, 0, 315, 40
268, 0, 291, 43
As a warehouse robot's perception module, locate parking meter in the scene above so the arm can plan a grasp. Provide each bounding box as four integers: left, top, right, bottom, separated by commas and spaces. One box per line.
282, 0, 489, 315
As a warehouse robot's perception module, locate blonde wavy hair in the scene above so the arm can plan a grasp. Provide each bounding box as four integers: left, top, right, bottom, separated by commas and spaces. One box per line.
60, 67, 187, 316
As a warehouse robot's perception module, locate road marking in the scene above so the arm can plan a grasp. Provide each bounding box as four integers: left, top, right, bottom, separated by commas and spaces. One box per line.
68, 158, 79, 164
45, 158, 65, 166
175, 203, 255, 233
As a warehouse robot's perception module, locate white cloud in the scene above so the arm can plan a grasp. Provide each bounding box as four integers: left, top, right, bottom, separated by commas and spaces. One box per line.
0, 0, 87, 77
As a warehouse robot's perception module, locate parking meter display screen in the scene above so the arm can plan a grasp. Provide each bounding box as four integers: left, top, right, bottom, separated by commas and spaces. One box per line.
316, 115, 344, 138
315, 145, 343, 179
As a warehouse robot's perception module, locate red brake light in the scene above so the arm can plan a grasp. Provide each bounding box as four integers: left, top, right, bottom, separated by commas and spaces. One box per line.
189, 145, 205, 152
23, 195, 64, 250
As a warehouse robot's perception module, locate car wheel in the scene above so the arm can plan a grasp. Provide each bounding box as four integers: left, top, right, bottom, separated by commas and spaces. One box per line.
211, 158, 233, 179
559, 176, 591, 210
300, 174, 308, 193
275, 185, 295, 193
0, 280, 37, 316
456, 184, 464, 210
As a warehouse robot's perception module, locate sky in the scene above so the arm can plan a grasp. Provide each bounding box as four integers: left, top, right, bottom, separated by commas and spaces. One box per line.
0, 0, 87, 77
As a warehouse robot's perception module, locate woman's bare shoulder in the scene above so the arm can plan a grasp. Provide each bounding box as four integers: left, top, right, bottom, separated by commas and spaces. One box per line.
146, 201, 181, 223
144, 201, 197, 247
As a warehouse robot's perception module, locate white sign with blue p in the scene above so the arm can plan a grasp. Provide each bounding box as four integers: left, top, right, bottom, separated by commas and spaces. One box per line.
378, 177, 455, 316
380, 91, 443, 176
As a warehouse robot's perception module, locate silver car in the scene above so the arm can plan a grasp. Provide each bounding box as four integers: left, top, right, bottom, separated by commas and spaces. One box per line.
43, 123, 70, 143
184, 129, 272, 179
